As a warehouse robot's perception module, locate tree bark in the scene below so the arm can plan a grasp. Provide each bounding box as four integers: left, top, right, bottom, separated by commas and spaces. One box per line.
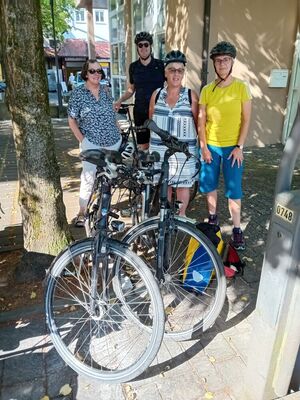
0, 0, 72, 254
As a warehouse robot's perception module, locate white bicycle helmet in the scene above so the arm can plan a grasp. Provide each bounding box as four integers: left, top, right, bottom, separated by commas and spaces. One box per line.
121, 143, 134, 160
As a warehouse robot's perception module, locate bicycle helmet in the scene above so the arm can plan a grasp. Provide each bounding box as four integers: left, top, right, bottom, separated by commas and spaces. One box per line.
209, 41, 237, 59
121, 143, 134, 160
164, 50, 187, 66
134, 31, 153, 45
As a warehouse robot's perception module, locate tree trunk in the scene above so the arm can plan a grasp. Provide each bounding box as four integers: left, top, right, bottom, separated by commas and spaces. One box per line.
0, 0, 72, 255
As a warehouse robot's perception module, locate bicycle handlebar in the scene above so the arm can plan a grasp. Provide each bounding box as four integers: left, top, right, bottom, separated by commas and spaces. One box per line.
143, 119, 191, 157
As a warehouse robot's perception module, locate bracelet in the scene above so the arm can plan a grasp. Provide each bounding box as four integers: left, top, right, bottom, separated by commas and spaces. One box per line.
235, 144, 244, 150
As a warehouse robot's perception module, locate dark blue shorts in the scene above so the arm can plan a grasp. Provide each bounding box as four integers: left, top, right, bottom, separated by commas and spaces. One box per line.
199, 145, 243, 199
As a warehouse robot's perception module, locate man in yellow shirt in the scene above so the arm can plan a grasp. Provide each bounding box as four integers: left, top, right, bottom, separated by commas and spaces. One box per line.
198, 41, 252, 250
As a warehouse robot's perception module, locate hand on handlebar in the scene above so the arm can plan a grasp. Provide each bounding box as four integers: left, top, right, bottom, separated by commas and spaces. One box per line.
113, 101, 121, 112
144, 119, 191, 158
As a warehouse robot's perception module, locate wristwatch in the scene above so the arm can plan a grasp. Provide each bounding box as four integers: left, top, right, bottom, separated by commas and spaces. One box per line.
236, 144, 244, 150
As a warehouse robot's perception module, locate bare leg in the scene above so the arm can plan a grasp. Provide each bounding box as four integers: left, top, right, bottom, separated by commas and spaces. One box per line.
176, 188, 190, 216
138, 143, 149, 151
206, 190, 218, 215
78, 206, 86, 216
228, 198, 241, 228
167, 186, 173, 202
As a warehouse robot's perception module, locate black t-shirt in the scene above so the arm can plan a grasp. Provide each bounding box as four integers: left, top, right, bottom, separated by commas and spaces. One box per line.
129, 57, 165, 113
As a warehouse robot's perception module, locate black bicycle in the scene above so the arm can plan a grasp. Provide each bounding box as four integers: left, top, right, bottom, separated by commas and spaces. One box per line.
117, 103, 199, 223
45, 149, 165, 383
122, 119, 227, 341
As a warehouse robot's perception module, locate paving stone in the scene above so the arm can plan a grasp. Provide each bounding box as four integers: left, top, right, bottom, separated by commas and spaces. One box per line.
214, 356, 247, 398
203, 333, 237, 361
46, 370, 78, 399
131, 382, 161, 400
0, 378, 46, 400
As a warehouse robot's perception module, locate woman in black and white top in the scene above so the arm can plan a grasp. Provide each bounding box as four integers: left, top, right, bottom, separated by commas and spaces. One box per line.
68, 59, 122, 226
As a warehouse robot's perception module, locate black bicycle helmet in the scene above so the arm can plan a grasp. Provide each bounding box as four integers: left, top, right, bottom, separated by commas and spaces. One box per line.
209, 41, 237, 59
164, 50, 187, 66
134, 31, 153, 45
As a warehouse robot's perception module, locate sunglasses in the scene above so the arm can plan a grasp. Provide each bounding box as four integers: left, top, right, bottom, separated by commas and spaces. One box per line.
88, 69, 102, 74
137, 42, 150, 48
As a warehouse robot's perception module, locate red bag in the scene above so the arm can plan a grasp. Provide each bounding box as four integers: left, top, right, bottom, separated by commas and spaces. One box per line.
222, 242, 245, 278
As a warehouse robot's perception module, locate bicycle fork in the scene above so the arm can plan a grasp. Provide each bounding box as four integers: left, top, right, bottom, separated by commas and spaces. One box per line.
90, 183, 111, 317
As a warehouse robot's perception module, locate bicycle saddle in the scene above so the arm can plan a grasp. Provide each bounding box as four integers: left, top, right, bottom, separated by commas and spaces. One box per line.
80, 149, 123, 166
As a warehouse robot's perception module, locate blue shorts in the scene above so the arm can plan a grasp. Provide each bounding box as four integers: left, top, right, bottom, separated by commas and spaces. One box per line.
199, 145, 243, 199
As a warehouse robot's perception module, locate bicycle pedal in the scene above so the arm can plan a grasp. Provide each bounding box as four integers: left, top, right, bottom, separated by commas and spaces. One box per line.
111, 220, 125, 232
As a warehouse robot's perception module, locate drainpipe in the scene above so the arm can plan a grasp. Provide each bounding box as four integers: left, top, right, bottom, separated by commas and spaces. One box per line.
200, 0, 211, 90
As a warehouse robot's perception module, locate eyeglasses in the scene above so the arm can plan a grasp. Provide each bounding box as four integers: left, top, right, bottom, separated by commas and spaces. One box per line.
137, 42, 150, 48
88, 69, 102, 75
214, 57, 232, 65
167, 68, 185, 75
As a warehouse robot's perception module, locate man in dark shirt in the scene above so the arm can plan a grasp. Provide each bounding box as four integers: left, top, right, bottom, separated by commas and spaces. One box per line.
114, 31, 165, 150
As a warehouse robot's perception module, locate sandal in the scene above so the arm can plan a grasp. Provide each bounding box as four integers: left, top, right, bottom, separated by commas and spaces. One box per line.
73, 214, 85, 227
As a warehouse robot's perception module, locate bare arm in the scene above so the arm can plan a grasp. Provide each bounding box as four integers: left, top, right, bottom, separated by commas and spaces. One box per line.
237, 100, 252, 147
228, 99, 252, 167
114, 82, 135, 111
68, 117, 84, 143
148, 89, 158, 119
197, 104, 212, 163
191, 90, 199, 127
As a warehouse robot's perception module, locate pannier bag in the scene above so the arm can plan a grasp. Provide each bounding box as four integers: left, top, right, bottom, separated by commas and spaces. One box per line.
183, 223, 245, 293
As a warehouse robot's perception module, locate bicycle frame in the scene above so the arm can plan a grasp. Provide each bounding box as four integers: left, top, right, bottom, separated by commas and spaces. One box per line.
118, 104, 139, 155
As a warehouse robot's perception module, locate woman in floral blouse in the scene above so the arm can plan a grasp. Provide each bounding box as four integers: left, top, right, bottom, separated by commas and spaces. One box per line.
68, 59, 122, 226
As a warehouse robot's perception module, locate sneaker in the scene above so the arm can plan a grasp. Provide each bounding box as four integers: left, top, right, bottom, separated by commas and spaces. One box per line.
231, 228, 246, 251
207, 214, 219, 225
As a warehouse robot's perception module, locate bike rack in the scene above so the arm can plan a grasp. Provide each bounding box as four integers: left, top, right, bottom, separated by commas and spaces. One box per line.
244, 104, 300, 399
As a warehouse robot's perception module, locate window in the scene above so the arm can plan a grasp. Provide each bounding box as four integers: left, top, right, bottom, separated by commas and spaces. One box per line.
75, 9, 85, 23
95, 10, 105, 23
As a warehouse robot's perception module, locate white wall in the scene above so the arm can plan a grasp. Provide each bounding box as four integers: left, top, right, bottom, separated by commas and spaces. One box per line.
66, 8, 109, 42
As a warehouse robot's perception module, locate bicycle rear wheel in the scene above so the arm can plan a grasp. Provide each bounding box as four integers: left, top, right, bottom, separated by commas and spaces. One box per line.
45, 239, 164, 383
122, 218, 226, 341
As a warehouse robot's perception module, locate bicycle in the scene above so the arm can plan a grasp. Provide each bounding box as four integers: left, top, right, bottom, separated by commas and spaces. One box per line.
118, 103, 199, 222
45, 149, 165, 383
122, 119, 227, 341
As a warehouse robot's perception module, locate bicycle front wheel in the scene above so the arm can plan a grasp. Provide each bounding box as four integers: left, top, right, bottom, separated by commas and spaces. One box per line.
45, 238, 164, 383
122, 218, 226, 341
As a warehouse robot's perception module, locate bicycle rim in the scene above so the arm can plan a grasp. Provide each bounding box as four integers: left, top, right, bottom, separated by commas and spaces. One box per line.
45, 239, 164, 383
122, 218, 226, 341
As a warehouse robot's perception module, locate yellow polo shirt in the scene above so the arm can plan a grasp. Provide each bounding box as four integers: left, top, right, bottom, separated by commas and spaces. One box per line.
199, 78, 252, 146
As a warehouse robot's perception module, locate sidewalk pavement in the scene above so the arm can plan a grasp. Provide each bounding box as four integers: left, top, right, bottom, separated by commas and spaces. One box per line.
0, 118, 299, 400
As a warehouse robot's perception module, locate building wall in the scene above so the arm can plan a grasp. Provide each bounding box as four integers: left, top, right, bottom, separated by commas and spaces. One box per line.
109, 0, 299, 146
67, 8, 110, 41
166, 0, 299, 146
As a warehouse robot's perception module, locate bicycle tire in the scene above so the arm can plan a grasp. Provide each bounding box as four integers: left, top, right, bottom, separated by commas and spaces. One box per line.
122, 217, 226, 341
45, 238, 165, 383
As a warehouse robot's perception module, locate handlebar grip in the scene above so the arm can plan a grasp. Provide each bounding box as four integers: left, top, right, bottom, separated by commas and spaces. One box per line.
144, 119, 192, 157
144, 119, 169, 141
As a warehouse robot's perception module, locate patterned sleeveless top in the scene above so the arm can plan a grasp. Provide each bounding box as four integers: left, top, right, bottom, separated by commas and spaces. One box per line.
149, 86, 198, 187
